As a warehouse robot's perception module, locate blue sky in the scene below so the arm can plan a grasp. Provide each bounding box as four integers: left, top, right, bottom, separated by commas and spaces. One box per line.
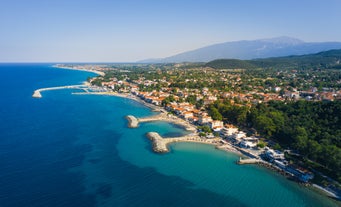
1, 0, 340, 62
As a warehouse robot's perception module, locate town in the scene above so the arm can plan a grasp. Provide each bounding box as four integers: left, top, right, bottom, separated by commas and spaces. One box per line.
56, 63, 341, 199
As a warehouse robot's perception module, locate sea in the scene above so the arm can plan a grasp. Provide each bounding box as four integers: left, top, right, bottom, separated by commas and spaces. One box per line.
0, 63, 339, 207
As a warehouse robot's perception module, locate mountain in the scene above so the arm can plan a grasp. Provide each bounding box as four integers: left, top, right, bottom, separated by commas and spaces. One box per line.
205, 49, 341, 70
145, 37, 341, 63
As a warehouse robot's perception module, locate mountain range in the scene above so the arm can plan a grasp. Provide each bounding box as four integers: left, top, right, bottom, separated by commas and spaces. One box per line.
140, 37, 341, 63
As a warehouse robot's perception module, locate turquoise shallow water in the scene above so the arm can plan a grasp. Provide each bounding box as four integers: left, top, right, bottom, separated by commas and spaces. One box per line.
0, 64, 339, 207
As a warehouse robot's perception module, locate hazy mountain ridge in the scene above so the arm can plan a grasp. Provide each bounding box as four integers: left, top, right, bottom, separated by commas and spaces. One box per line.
141, 37, 341, 63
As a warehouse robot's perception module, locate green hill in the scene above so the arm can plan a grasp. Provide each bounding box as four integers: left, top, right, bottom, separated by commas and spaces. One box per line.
206, 49, 341, 69
204, 59, 257, 69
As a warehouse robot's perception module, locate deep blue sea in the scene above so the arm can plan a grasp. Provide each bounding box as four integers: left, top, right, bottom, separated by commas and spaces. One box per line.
0, 64, 339, 207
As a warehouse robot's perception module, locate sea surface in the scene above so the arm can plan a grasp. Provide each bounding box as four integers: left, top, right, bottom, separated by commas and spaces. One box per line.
0, 64, 339, 207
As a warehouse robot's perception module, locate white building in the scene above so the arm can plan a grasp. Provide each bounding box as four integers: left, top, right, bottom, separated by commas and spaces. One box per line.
220, 127, 238, 137
210, 120, 224, 131
239, 141, 257, 148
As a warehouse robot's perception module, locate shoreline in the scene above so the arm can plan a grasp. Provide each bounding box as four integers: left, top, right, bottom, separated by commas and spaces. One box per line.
145, 131, 238, 155
32, 79, 340, 203
52, 65, 105, 76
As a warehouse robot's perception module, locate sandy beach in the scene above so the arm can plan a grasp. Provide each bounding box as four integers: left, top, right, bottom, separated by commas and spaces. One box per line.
52, 65, 105, 76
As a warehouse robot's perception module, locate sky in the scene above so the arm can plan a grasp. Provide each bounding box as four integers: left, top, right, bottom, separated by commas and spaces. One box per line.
1, 0, 341, 62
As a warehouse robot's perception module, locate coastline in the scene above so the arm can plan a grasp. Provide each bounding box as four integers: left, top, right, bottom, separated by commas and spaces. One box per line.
52, 65, 105, 76
77, 91, 240, 155
32, 66, 341, 203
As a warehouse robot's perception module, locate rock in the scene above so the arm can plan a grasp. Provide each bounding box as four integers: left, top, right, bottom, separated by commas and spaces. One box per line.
146, 132, 169, 153
126, 115, 139, 128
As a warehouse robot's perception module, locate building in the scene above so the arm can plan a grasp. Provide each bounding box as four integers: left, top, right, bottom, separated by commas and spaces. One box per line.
230, 131, 247, 142
286, 165, 314, 182
198, 115, 213, 125
220, 126, 238, 138
209, 120, 224, 131
263, 149, 285, 162
239, 140, 257, 148
182, 111, 194, 120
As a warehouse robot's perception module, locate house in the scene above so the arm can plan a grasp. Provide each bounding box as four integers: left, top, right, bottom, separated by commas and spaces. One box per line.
230, 131, 246, 142
239, 141, 257, 148
174, 107, 185, 115
209, 120, 224, 131
263, 149, 285, 162
220, 126, 238, 138
182, 111, 194, 120
286, 165, 314, 182
198, 115, 213, 125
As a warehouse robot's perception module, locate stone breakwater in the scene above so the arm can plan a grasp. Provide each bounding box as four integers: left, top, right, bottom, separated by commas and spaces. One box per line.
32, 85, 87, 98
145, 132, 221, 153
146, 132, 169, 153
126, 115, 139, 128
126, 114, 196, 131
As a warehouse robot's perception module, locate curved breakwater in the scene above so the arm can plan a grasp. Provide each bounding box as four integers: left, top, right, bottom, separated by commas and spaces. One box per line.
32, 85, 88, 98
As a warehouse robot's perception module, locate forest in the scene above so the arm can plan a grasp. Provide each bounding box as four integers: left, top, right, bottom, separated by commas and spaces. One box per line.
208, 100, 341, 182
206, 49, 341, 70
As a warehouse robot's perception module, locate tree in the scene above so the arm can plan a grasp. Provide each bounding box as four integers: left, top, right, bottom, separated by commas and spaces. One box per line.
161, 95, 175, 106
209, 106, 223, 121
292, 127, 308, 151
199, 125, 212, 133
269, 111, 285, 133
186, 95, 197, 105
254, 115, 276, 137
257, 140, 266, 148
195, 99, 204, 109
273, 143, 282, 150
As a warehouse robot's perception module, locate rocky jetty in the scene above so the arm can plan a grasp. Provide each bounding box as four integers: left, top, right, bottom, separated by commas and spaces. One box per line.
32, 90, 42, 98
126, 115, 139, 128
146, 132, 169, 153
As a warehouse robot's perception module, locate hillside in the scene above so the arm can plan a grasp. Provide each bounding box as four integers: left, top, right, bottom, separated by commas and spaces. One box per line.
143, 37, 341, 63
206, 49, 341, 69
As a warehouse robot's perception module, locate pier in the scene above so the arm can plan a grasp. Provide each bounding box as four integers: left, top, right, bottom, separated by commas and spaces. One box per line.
237, 157, 262, 164
32, 85, 88, 98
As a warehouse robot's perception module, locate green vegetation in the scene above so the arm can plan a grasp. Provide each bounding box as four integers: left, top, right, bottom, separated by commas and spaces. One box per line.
257, 140, 267, 148
205, 59, 257, 69
206, 49, 341, 70
82, 52, 341, 185
198, 125, 212, 134
210, 100, 341, 182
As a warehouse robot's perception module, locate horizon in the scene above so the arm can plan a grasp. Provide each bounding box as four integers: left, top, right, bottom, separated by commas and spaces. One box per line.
1, 0, 341, 62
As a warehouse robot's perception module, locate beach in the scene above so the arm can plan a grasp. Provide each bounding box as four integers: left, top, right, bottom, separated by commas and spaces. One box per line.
52, 65, 105, 76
